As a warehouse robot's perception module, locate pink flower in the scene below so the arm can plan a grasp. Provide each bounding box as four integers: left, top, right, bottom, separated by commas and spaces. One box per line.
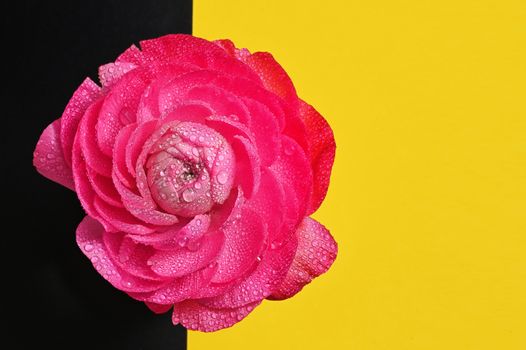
33, 34, 337, 332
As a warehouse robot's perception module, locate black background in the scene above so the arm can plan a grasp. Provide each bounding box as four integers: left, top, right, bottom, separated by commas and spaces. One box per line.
3, 1, 191, 348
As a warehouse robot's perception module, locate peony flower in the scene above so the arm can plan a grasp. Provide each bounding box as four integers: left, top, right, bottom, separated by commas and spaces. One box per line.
33, 34, 337, 332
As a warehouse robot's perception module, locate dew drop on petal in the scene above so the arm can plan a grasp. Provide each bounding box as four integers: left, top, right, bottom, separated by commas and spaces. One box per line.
84, 243, 94, 252
182, 188, 196, 202
216, 171, 228, 185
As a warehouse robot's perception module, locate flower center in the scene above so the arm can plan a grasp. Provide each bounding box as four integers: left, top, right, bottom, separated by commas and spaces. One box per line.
145, 121, 235, 217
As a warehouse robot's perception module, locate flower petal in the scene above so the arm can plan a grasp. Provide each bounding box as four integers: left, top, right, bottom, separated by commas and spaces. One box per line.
93, 196, 156, 235
76, 216, 161, 293
145, 302, 172, 314
269, 217, 337, 300
200, 236, 297, 309
33, 119, 74, 190
244, 97, 281, 165
98, 62, 138, 88
172, 299, 261, 332
211, 207, 266, 284
298, 100, 336, 214
86, 166, 123, 207
241, 51, 298, 107
60, 77, 101, 166
230, 135, 261, 199
186, 85, 251, 125
96, 68, 150, 155
270, 136, 312, 224
78, 99, 112, 176
149, 230, 223, 278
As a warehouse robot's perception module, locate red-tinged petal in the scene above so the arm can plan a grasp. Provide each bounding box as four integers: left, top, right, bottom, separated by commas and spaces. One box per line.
172, 299, 261, 332
244, 97, 281, 165
149, 230, 223, 278
200, 236, 297, 309
98, 62, 137, 88
241, 51, 298, 107
60, 77, 101, 166
76, 216, 161, 293
112, 124, 136, 189
270, 136, 312, 222
93, 196, 155, 235
96, 68, 151, 155
230, 135, 261, 199
269, 217, 337, 300
145, 302, 172, 314
298, 101, 336, 214
33, 119, 74, 190
211, 208, 266, 284
78, 99, 112, 176
213, 39, 236, 57
186, 85, 251, 125
86, 167, 123, 207
125, 120, 159, 177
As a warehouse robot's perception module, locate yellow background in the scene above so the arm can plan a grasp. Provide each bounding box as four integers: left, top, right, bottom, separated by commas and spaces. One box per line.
193, 1, 526, 349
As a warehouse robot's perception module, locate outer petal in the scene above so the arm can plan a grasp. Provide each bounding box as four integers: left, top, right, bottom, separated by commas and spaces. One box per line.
76, 216, 161, 293
59, 77, 101, 166
98, 62, 138, 88
172, 299, 261, 332
200, 236, 297, 309
211, 208, 266, 283
270, 136, 313, 226
33, 119, 75, 190
298, 100, 336, 214
269, 217, 337, 300
145, 302, 172, 314
149, 230, 224, 278
241, 51, 298, 107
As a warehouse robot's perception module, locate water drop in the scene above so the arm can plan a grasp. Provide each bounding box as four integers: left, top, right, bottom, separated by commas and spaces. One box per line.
194, 182, 202, 189
178, 236, 188, 247
192, 148, 199, 157
182, 188, 196, 202
84, 243, 94, 252
216, 171, 228, 185
46, 153, 55, 159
